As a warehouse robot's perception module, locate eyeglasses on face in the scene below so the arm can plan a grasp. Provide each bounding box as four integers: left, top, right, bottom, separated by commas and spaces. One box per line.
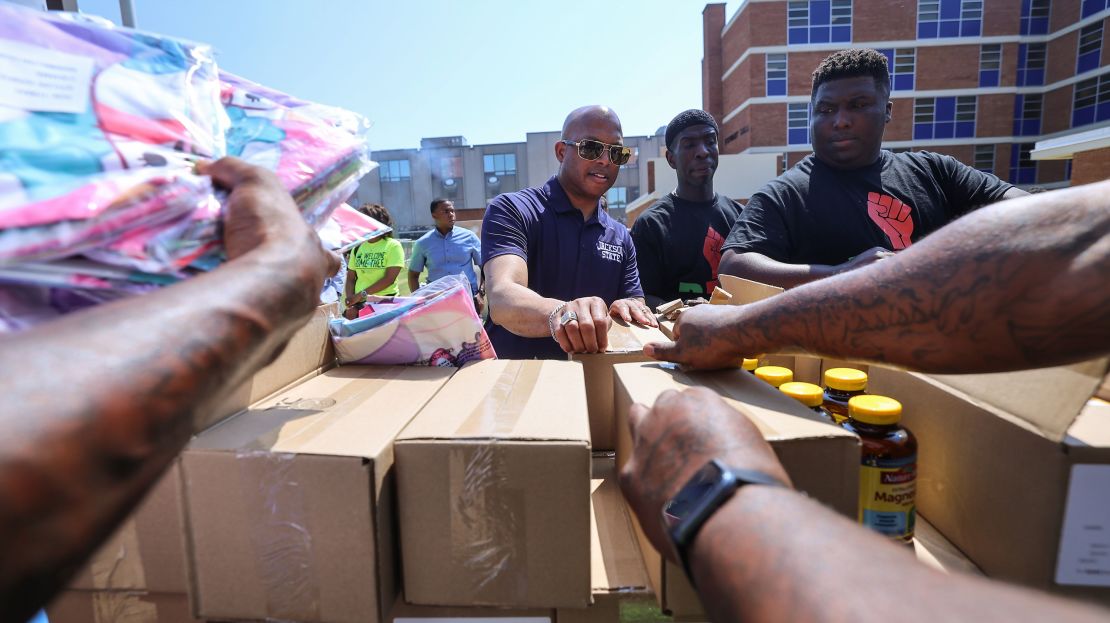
560, 139, 632, 166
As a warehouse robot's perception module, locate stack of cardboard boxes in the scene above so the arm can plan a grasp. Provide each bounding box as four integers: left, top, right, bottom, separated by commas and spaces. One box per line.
47, 282, 1110, 621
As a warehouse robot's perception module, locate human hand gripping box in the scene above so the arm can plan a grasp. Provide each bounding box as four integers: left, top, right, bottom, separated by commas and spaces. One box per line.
395, 359, 592, 608
180, 365, 456, 623
613, 361, 859, 620
868, 358, 1110, 607
570, 319, 671, 450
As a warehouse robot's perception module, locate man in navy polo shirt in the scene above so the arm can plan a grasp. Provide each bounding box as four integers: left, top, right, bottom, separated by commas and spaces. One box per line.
408, 198, 483, 311
481, 105, 657, 359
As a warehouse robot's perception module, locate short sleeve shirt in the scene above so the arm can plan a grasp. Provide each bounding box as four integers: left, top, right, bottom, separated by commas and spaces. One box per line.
409, 226, 482, 293
722, 150, 1014, 265
481, 176, 644, 359
349, 236, 404, 296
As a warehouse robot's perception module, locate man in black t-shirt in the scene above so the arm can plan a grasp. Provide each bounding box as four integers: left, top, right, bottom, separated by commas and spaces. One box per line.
720, 48, 1026, 288
632, 109, 743, 307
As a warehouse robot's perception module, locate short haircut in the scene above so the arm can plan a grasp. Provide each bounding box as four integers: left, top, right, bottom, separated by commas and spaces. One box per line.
430, 198, 452, 214
664, 109, 719, 150
811, 48, 890, 100
359, 203, 394, 235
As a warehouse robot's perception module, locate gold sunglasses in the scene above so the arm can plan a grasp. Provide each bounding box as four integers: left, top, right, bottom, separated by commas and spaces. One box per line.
560, 139, 633, 166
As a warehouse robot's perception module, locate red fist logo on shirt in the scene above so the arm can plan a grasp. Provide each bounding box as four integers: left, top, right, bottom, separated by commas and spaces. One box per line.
867, 192, 914, 250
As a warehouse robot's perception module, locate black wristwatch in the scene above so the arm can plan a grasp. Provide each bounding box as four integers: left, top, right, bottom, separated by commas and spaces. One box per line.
662, 459, 787, 582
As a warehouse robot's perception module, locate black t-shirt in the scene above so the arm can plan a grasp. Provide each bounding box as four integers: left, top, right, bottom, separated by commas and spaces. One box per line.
722, 151, 1013, 265
632, 192, 743, 302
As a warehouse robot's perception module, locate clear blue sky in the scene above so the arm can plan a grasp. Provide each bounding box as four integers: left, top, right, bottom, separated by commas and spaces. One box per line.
76, 0, 742, 151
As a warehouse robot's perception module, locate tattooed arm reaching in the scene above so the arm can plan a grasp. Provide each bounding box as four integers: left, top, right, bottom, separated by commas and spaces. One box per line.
0, 158, 339, 620
620, 387, 1110, 623
647, 181, 1110, 373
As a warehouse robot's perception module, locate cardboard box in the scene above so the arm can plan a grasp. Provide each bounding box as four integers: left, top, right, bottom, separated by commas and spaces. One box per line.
913, 515, 983, 577
395, 359, 592, 608
68, 463, 187, 593
199, 302, 337, 433
181, 365, 456, 623
613, 361, 858, 618
556, 455, 651, 623
47, 591, 196, 623
387, 597, 553, 622
570, 319, 671, 449
868, 360, 1110, 606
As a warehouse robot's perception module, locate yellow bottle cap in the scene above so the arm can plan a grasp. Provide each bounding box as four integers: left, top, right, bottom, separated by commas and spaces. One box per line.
741, 358, 759, 371
848, 394, 902, 425
780, 382, 824, 407
754, 366, 793, 387
824, 367, 868, 392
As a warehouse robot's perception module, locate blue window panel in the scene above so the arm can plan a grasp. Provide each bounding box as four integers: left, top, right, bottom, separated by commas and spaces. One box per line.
1078, 51, 1101, 74
880, 49, 894, 66
1018, 168, 1036, 184
810, 26, 830, 43
919, 21, 938, 38
767, 80, 787, 97
1082, 0, 1106, 17
961, 20, 981, 37
1073, 106, 1096, 127
789, 27, 808, 44
1017, 69, 1028, 86
939, 20, 960, 37
914, 123, 934, 140
1022, 119, 1041, 135
936, 97, 956, 121
788, 128, 809, 145
810, 1, 831, 25
832, 25, 851, 41
941, 0, 961, 19
1099, 100, 1110, 121
1030, 18, 1048, 34
979, 69, 999, 87
894, 73, 915, 90
934, 121, 955, 139
1021, 68, 1044, 86
1010, 146, 1020, 167
956, 121, 975, 137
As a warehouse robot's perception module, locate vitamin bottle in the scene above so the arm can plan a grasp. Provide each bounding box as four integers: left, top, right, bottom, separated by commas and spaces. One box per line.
843, 395, 917, 544
823, 367, 868, 424
741, 358, 759, 373
779, 381, 836, 425
754, 365, 792, 388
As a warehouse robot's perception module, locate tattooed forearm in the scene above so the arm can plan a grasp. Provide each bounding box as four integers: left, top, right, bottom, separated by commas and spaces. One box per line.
0, 247, 325, 619
736, 182, 1110, 373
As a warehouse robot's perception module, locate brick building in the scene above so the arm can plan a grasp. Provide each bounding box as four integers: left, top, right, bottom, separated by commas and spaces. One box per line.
702, 0, 1110, 186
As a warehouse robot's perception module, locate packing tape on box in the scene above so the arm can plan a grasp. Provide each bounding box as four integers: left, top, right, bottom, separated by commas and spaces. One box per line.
237, 450, 322, 622
90, 591, 158, 622
447, 360, 535, 601
88, 519, 147, 590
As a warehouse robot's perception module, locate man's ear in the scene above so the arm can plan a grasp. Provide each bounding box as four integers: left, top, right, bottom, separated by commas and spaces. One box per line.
885, 100, 893, 123
555, 140, 566, 163
665, 149, 677, 170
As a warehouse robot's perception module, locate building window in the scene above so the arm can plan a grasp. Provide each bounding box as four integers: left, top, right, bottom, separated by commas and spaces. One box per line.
766, 53, 788, 97
483, 153, 516, 176
1077, 22, 1104, 74
973, 144, 995, 173
913, 96, 976, 139
787, 103, 810, 145
605, 187, 628, 212
1013, 94, 1043, 136
1072, 74, 1110, 126
787, 0, 852, 45
379, 159, 411, 182
979, 44, 1002, 87
1016, 43, 1046, 86
879, 48, 916, 91
1020, 0, 1050, 35
1082, 0, 1109, 18
917, 0, 983, 38
1009, 142, 1037, 185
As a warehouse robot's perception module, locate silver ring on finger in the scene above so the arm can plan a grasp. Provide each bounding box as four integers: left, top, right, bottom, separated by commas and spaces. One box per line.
559, 310, 579, 327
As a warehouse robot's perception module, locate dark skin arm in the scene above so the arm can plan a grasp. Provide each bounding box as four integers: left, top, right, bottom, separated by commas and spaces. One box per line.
0, 158, 338, 621
649, 182, 1110, 373
407, 269, 421, 294
717, 246, 893, 289
620, 388, 1110, 623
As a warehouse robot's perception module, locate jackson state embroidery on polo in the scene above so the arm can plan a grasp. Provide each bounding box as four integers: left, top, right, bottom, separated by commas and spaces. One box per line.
596, 240, 624, 262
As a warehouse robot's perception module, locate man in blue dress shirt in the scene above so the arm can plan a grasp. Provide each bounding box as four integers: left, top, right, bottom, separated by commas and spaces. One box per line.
481, 105, 657, 360
408, 198, 483, 311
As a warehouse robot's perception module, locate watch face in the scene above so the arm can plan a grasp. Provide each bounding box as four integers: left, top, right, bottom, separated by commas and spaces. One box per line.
663, 460, 727, 530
